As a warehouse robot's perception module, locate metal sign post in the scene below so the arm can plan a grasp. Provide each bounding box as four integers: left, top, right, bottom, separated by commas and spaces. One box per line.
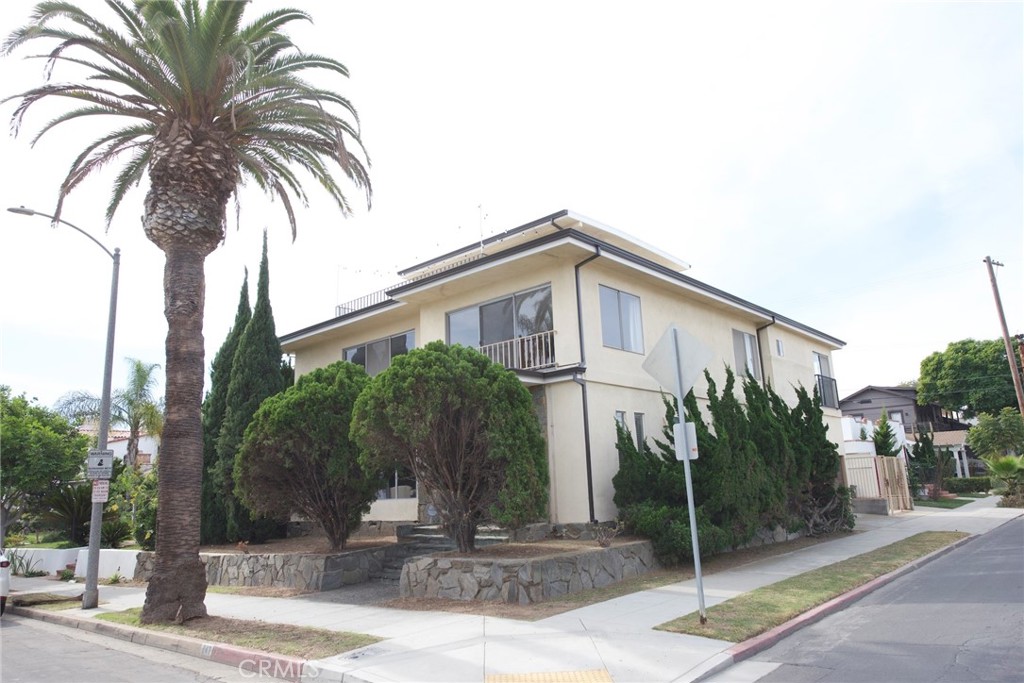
643, 324, 712, 624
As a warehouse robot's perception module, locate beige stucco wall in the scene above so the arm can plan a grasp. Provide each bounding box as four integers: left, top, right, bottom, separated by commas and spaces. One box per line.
283, 243, 844, 525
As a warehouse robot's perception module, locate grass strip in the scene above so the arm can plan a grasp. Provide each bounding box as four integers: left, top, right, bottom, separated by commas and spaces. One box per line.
10, 593, 84, 610
96, 608, 380, 659
657, 531, 967, 643
913, 498, 975, 509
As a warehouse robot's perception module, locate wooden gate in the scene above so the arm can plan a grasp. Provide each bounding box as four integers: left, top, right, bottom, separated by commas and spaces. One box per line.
876, 455, 913, 512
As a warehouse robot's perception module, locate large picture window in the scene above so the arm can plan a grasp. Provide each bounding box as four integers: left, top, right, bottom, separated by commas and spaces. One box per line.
344, 330, 414, 376
447, 285, 552, 348
600, 285, 643, 353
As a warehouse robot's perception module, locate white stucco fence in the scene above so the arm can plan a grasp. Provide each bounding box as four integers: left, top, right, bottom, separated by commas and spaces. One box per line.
2, 547, 139, 580
75, 548, 139, 580
3, 547, 84, 575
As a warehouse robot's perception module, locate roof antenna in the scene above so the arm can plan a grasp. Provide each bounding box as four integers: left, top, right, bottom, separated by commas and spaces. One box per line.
478, 204, 488, 252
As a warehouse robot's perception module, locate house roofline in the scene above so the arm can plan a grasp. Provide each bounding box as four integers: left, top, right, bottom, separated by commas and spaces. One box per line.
839, 385, 918, 404
281, 214, 844, 349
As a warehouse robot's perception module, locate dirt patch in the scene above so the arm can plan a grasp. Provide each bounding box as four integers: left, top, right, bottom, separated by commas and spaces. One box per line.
207, 585, 313, 598
434, 538, 619, 559
199, 535, 396, 555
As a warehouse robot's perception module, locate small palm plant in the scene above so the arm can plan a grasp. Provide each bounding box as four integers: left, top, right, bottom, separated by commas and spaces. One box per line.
981, 455, 1024, 508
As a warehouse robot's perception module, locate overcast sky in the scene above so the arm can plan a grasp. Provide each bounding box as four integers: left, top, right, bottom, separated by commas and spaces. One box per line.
1, 0, 1021, 412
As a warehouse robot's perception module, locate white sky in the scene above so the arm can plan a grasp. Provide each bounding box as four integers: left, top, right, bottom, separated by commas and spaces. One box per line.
1, 0, 1021, 410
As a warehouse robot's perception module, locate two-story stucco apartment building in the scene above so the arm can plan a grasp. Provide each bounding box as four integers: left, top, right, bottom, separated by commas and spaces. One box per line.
280, 210, 845, 526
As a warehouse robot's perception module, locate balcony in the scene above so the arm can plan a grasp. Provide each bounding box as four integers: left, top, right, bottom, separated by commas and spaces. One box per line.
479, 331, 556, 371
816, 374, 839, 409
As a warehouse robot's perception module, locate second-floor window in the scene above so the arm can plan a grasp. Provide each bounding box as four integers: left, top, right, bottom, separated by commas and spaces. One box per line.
732, 330, 761, 381
447, 285, 552, 348
600, 285, 643, 353
344, 330, 414, 376
813, 351, 839, 409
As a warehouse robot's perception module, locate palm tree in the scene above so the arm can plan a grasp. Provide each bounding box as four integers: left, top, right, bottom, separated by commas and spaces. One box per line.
58, 358, 164, 469
3, 1, 370, 622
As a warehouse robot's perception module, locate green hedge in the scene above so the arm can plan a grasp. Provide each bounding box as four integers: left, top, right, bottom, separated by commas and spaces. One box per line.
942, 476, 991, 494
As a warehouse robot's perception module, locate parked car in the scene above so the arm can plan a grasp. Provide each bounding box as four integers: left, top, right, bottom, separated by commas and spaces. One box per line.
0, 551, 10, 615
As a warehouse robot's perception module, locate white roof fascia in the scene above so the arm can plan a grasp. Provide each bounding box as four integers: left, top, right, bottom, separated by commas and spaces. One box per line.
281, 300, 406, 347
563, 210, 691, 272
391, 233, 590, 299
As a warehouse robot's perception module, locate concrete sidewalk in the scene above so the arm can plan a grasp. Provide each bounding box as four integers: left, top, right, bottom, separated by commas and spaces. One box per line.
8, 497, 1022, 683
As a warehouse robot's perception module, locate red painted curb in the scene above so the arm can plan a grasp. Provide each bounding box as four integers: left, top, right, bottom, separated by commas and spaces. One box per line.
6, 606, 309, 682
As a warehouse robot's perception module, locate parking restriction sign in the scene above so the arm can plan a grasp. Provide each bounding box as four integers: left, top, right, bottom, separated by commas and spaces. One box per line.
87, 449, 114, 479
92, 479, 110, 503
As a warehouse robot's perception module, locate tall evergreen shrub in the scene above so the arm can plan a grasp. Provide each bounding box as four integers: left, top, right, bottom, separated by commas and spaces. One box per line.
872, 408, 900, 456
217, 233, 287, 542
201, 272, 250, 544
614, 368, 853, 565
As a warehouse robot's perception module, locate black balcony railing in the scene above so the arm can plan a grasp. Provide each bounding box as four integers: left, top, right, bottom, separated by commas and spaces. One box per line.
816, 374, 839, 409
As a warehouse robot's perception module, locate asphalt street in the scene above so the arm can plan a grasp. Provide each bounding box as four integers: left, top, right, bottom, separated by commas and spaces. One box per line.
0, 615, 253, 683
714, 516, 1024, 683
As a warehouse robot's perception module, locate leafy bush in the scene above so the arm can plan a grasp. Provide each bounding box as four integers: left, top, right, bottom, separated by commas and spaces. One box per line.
353, 342, 548, 552
3, 533, 26, 547
235, 361, 381, 550
942, 476, 991, 494
40, 483, 93, 546
58, 568, 76, 581
5, 549, 42, 576
620, 502, 729, 565
101, 519, 133, 548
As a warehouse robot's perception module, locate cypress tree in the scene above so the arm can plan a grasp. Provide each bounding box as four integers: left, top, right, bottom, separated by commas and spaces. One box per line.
217, 232, 287, 542
200, 271, 250, 544
872, 408, 900, 457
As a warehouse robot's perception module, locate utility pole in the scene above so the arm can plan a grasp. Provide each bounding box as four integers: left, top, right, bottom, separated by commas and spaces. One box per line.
984, 257, 1024, 414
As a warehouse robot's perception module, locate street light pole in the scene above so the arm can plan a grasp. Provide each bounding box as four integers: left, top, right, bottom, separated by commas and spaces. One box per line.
7, 206, 119, 610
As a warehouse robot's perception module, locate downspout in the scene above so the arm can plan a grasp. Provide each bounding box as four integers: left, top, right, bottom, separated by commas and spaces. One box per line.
574, 247, 602, 523
755, 316, 776, 386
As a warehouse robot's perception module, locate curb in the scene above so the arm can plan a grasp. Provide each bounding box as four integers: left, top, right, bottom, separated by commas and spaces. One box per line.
683, 533, 978, 683
7, 605, 311, 682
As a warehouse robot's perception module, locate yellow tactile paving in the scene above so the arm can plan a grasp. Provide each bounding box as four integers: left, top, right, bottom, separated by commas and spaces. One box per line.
486, 670, 614, 683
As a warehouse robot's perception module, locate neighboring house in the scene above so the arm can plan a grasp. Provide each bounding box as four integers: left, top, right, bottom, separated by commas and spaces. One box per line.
107, 430, 160, 473
77, 424, 159, 472
280, 210, 845, 525
838, 386, 970, 434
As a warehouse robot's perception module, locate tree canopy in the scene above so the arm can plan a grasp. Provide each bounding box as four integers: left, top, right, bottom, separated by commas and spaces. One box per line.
235, 361, 381, 550
0, 386, 88, 538
57, 357, 163, 468
351, 342, 549, 552
967, 408, 1024, 458
918, 339, 1020, 417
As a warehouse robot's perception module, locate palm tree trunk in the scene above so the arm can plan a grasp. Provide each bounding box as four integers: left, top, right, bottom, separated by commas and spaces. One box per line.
141, 243, 209, 623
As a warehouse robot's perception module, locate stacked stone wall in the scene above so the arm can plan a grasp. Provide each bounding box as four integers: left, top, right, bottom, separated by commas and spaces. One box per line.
399, 540, 657, 604
134, 546, 387, 592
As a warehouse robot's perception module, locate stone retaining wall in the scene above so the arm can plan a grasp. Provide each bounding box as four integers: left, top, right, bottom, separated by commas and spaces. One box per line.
134, 546, 387, 592
399, 540, 657, 604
